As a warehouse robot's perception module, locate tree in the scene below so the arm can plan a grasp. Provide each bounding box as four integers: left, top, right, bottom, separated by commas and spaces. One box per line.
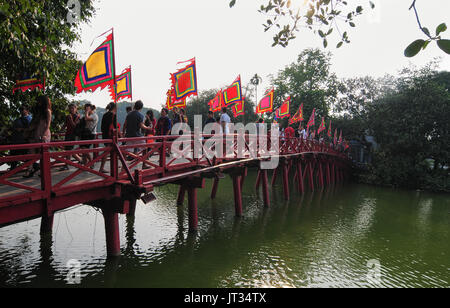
364, 64, 450, 191
0, 0, 96, 135
270, 48, 338, 126
229, 0, 449, 56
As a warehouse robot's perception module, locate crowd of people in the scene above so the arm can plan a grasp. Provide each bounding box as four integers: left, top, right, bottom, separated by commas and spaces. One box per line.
7, 96, 344, 177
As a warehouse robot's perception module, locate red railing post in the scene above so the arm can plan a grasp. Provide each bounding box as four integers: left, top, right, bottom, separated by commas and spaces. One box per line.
39, 144, 53, 234
110, 130, 119, 179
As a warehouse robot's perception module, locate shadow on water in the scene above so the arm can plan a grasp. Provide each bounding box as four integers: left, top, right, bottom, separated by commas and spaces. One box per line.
0, 169, 449, 288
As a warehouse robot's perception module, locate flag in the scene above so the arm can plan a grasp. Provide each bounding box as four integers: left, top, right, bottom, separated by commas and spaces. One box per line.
209, 90, 223, 113
317, 117, 326, 135
222, 75, 243, 107
170, 58, 198, 102
338, 130, 343, 145
166, 89, 186, 110
334, 129, 338, 145
256, 89, 274, 114
232, 97, 245, 117
275, 96, 291, 119
327, 120, 332, 138
289, 103, 304, 125
75, 32, 116, 94
12, 75, 45, 94
307, 108, 316, 128
344, 139, 350, 150
109, 66, 132, 102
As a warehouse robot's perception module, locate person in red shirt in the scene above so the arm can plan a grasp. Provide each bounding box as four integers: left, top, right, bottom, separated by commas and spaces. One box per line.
284, 125, 295, 139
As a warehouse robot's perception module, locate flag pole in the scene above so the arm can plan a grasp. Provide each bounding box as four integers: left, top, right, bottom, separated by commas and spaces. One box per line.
129, 65, 133, 102
111, 28, 117, 103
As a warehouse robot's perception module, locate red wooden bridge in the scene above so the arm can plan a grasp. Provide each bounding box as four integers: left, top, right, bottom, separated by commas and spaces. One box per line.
0, 132, 350, 257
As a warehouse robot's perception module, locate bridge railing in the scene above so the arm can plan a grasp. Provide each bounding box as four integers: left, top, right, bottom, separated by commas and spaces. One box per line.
0, 132, 349, 207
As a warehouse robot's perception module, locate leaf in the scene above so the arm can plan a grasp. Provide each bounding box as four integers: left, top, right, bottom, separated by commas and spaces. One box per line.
404, 39, 426, 57
422, 27, 431, 37
436, 23, 447, 36
336, 41, 343, 48
229, 0, 236, 8
437, 39, 450, 54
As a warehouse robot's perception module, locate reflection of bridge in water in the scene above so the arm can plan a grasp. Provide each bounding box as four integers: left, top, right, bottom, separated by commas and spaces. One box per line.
0, 132, 350, 257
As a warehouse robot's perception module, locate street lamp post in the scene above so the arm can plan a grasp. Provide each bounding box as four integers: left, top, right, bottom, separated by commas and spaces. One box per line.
251, 74, 263, 107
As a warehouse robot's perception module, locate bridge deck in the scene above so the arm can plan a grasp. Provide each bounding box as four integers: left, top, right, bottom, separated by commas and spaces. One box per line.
0, 134, 349, 231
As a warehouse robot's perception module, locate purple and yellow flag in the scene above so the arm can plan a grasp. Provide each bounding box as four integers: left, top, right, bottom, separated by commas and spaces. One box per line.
109, 66, 132, 103
75, 32, 116, 94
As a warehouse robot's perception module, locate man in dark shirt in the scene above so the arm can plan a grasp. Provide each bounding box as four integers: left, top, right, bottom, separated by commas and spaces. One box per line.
123, 100, 150, 154
204, 111, 216, 126
10, 105, 32, 170
156, 108, 172, 136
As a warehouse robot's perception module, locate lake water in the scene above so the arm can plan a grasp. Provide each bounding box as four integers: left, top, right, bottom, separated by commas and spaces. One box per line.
0, 171, 448, 288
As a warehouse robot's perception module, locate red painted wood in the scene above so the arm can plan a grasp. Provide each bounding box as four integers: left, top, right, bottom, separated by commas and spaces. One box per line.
282, 164, 290, 200
188, 187, 198, 232
102, 209, 121, 257
261, 170, 270, 208
232, 175, 243, 217
211, 177, 219, 200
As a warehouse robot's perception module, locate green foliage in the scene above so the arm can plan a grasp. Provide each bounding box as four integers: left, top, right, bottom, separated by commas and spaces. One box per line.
356, 67, 449, 192
0, 0, 95, 133
229, 1, 449, 57
229, 0, 372, 48
270, 48, 338, 126
405, 1, 449, 57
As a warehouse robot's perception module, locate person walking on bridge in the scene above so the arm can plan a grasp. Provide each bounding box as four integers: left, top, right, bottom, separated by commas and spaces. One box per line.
99, 102, 117, 173
23, 95, 52, 178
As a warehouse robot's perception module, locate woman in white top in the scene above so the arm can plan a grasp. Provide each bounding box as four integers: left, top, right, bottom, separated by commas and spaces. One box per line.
81, 104, 99, 165
220, 107, 231, 135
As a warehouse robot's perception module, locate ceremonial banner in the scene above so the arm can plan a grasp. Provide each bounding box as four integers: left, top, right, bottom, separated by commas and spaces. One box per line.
209, 90, 223, 113
222, 75, 243, 107
275, 96, 291, 119
327, 120, 332, 138
338, 130, 343, 145
75, 32, 116, 94
307, 108, 316, 128
171, 58, 198, 102
344, 139, 350, 150
256, 89, 274, 114
289, 103, 304, 125
166, 89, 186, 110
109, 66, 132, 102
232, 97, 245, 117
334, 129, 338, 145
12, 75, 45, 94
318, 117, 326, 135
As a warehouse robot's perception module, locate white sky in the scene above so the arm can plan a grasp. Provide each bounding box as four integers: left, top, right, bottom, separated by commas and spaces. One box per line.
73, 0, 450, 110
